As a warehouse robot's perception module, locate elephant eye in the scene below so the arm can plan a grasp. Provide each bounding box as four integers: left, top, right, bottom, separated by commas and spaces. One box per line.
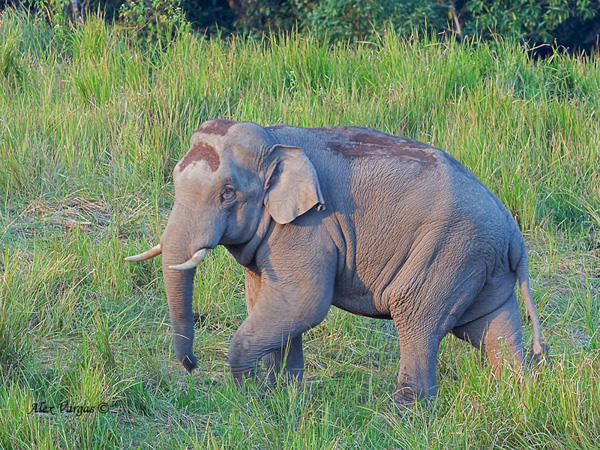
221, 186, 236, 202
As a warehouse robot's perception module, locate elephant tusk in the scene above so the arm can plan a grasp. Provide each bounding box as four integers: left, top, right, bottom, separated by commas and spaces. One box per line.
169, 248, 209, 271
125, 244, 162, 262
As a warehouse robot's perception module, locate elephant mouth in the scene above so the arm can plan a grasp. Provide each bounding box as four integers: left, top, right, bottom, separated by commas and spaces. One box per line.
168, 248, 209, 271
125, 245, 210, 271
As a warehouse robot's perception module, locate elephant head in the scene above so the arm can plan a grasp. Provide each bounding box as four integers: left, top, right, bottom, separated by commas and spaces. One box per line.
125, 120, 324, 371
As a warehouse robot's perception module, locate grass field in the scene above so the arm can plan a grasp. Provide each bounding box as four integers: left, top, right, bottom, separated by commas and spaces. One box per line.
1, 9, 599, 449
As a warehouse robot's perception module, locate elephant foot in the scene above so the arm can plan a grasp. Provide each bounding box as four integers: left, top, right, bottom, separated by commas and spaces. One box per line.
394, 387, 417, 405
393, 373, 437, 407
393, 388, 435, 412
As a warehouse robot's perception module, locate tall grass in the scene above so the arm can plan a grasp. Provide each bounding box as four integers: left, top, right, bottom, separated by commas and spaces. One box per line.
1, 9, 599, 449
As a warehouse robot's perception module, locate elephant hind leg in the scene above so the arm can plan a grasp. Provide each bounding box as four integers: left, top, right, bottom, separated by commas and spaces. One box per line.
452, 292, 525, 375
393, 332, 441, 404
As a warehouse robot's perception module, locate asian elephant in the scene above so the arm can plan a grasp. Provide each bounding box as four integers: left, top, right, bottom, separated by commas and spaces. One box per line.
126, 119, 546, 404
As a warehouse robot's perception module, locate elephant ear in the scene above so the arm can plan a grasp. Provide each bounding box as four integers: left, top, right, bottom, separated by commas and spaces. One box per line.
264, 144, 325, 225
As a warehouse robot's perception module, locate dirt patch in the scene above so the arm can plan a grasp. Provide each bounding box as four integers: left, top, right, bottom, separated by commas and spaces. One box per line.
5, 197, 112, 237
47, 198, 110, 232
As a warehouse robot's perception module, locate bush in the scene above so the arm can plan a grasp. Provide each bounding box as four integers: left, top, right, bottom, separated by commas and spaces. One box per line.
118, 0, 190, 45
462, 0, 600, 48
297, 0, 446, 43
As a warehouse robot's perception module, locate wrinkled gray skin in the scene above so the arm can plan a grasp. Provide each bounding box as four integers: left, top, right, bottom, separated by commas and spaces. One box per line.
139, 119, 547, 404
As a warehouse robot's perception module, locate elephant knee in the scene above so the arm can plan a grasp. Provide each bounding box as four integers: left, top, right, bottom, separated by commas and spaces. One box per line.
228, 336, 260, 379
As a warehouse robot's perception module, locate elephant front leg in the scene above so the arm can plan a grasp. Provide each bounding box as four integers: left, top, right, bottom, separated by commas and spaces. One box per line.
229, 223, 337, 385
228, 269, 335, 384
263, 334, 304, 385
242, 268, 304, 383
228, 289, 331, 383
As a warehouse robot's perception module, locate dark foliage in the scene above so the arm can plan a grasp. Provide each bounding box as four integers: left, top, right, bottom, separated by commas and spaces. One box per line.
2, 0, 598, 52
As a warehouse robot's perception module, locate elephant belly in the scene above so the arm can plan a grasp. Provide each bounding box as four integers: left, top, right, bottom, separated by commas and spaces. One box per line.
331, 291, 392, 319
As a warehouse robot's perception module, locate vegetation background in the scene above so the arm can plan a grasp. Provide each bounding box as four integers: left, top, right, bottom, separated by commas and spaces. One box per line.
1, 2, 599, 449
1, 0, 600, 51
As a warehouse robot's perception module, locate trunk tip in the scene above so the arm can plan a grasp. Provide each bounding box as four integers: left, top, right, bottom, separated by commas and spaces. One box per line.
181, 354, 198, 372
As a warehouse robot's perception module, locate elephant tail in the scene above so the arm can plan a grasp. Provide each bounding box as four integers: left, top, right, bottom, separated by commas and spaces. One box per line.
509, 233, 548, 363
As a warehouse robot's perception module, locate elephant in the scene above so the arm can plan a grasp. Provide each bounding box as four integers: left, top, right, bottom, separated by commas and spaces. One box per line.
126, 119, 547, 404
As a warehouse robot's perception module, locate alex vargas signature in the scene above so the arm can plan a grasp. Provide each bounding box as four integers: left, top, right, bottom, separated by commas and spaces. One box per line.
29, 401, 110, 416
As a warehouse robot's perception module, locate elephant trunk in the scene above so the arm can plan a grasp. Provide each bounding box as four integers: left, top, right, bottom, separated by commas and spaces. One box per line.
162, 243, 198, 372
159, 200, 224, 372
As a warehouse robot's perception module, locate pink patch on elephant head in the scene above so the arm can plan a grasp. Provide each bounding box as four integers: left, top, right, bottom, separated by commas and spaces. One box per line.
179, 141, 220, 172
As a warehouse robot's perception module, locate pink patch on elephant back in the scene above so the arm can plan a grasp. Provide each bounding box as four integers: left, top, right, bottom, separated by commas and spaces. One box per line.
179, 141, 220, 172
199, 120, 235, 136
